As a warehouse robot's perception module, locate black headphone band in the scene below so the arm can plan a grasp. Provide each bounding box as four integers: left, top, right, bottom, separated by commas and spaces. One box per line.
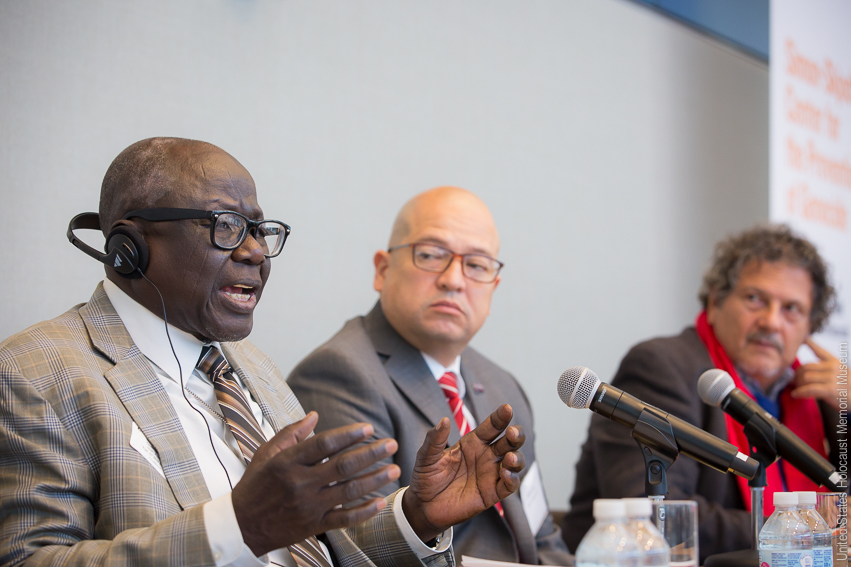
67, 212, 107, 263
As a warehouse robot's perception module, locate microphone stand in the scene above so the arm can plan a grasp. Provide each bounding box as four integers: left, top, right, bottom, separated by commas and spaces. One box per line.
742, 412, 779, 546
704, 413, 778, 567
631, 407, 680, 501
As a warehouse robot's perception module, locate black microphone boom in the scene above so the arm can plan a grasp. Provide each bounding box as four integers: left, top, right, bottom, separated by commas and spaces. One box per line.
698, 369, 844, 492
558, 366, 760, 480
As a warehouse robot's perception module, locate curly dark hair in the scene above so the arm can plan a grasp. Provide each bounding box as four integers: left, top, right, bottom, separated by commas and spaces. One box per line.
698, 224, 836, 333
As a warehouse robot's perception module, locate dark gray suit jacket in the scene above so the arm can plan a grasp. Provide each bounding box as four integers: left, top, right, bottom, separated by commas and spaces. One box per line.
287, 303, 573, 565
562, 327, 844, 564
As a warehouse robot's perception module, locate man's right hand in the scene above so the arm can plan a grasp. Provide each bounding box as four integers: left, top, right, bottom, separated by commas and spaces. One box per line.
231, 411, 401, 557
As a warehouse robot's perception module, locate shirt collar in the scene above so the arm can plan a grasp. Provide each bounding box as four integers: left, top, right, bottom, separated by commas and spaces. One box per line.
103, 278, 209, 384
420, 352, 465, 398
739, 366, 796, 402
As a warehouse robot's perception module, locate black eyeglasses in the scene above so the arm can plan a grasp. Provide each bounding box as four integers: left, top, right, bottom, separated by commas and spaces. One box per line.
388, 242, 504, 283
123, 208, 291, 258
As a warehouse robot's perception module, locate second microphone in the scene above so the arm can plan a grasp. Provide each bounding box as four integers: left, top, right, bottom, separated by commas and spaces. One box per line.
558, 366, 760, 480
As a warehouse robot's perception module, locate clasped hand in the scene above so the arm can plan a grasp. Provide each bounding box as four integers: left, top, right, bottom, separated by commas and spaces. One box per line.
231, 405, 525, 556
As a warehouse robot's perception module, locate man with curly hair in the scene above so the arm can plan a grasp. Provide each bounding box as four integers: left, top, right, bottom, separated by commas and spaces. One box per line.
563, 225, 845, 562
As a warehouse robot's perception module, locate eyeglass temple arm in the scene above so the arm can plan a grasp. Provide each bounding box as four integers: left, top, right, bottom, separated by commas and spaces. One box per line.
122, 208, 210, 221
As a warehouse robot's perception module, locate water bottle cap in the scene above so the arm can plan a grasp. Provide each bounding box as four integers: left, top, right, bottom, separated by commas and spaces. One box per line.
797, 491, 817, 505
774, 492, 798, 507
623, 498, 652, 518
593, 499, 627, 520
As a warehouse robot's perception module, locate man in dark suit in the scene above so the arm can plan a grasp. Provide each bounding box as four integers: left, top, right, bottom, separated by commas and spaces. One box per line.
0, 139, 528, 567
288, 187, 573, 565
563, 225, 845, 563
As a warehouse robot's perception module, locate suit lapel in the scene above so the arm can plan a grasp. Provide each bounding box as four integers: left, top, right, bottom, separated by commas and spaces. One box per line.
364, 304, 463, 444
501, 493, 537, 564
82, 284, 211, 510
221, 341, 304, 434
459, 358, 496, 428
461, 356, 529, 483
461, 353, 538, 563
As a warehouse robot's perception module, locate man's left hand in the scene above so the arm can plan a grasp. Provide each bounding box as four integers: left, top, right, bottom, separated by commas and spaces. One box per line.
792, 338, 843, 411
401, 404, 525, 543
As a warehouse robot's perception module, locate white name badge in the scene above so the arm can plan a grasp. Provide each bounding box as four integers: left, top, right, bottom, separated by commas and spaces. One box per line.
130, 422, 166, 479
520, 460, 549, 535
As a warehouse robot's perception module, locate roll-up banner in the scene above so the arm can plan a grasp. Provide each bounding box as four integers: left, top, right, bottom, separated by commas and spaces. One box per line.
770, 0, 851, 358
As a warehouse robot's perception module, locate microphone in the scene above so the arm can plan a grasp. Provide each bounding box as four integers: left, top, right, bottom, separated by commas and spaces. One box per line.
558, 366, 760, 479
698, 369, 843, 491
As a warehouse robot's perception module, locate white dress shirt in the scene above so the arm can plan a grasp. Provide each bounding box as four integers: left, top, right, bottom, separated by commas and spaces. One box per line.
103, 279, 450, 566
421, 352, 477, 429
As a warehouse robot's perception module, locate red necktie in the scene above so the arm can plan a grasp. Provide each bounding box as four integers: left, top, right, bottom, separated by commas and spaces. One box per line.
438, 371, 504, 517
438, 371, 471, 436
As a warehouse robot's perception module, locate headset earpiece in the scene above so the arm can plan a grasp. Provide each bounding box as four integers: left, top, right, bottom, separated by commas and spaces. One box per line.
104, 225, 149, 278
67, 213, 149, 278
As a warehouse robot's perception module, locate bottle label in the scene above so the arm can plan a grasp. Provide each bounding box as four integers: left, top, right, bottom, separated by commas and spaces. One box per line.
759, 550, 814, 567
813, 548, 832, 567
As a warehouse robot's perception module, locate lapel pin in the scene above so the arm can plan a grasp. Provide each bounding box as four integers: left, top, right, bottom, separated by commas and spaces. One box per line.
473, 383, 485, 394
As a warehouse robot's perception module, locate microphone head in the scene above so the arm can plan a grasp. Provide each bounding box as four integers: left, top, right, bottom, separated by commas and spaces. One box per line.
557, 366, 601, 409
698, 369, 736, 407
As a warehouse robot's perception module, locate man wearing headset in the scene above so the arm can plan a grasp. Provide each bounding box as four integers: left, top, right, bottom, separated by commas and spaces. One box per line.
0, 137, 526, 567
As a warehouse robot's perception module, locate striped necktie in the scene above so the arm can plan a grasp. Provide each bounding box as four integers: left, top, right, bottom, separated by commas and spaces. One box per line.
197, 346, 332, 567
437, 371, 504, 518
437, 371, 471, 436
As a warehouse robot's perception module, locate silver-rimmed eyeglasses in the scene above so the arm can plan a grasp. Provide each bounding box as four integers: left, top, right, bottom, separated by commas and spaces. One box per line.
123, 208, 291, 258
388, 242, 503, 283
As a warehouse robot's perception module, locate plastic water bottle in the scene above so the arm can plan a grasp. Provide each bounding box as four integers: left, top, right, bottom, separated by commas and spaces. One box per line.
758, 492, 814, 567
623, 498, 670, 566
797, 492, 833, 567
575, 499, 640, 567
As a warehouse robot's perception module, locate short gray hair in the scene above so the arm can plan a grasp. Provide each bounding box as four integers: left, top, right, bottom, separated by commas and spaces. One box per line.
698, 224, 835, 333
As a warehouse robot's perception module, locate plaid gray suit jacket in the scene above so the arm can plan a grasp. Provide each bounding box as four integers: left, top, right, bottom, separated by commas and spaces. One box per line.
0, 284, 453, 567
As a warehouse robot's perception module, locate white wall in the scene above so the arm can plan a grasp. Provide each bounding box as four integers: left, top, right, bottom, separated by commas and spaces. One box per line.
0, 0, 768, 510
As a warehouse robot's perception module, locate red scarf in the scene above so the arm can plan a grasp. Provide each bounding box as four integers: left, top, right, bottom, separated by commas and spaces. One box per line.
695, 311, 828, 515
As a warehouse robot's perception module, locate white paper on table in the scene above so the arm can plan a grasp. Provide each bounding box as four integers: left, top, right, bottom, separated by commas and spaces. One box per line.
462, 554, 574, 567
461, 556, 527, 567
519, 460, 549, 536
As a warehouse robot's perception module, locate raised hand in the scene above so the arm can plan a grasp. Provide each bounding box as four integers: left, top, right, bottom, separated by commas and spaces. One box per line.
401, 404, 526, 542
231, 412, 401, 556
792, 338, 843, 410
